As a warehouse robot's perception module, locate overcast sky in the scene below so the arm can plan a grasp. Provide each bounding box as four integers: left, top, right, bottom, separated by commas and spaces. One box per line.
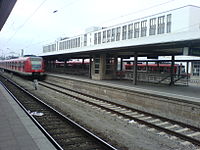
0, 0, 200, 57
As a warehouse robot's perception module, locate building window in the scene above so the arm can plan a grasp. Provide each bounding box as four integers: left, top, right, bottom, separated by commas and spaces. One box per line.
59, 42, 63, 50
77, 37, 80, 47
116, 27, 121, 41
107, 29, 111, 42
98, 32, 101, 44
134, 22, 140, 38
149, 18, 156, 35
158, 16, 165, 34
67, 40, 70, 49
71, 39, 74, 48
102, 31, 106, 43
128, 23, 133, 39
141, 20, 147, 37
94, 33, 97, 45
167, 14, 172, 33
111, 28, 116, 42
122, 25, 127, 40
74, 39, 76, 48
84, 34, 87, 46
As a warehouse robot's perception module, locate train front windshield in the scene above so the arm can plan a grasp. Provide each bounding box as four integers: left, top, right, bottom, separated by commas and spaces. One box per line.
30, 57, 43, 70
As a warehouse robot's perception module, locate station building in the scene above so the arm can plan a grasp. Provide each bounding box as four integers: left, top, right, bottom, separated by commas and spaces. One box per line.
40, 5, 200, 85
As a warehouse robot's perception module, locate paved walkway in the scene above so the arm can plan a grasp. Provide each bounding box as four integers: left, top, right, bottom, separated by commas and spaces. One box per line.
49, 73, 200, 103
0, 83, 56, 150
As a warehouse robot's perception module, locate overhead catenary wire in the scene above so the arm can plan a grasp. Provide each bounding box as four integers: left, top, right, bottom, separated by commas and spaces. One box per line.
5, 0, 48, 44
22, 0, 84, 50
6, 0, 191, 55
23, 0, 180, 50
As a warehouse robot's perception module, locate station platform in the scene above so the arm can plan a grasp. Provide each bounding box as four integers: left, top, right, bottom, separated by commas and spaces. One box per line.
0, 83, 56, 150
49, 73, 200, 104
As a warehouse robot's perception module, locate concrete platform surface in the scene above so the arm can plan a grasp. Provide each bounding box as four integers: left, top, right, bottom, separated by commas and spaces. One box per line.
0, 83, 56, 150
49, 73, 200, 103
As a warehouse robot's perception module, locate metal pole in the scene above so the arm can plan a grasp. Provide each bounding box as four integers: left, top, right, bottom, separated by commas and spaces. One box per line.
170, 55, 175, 86
133, 53, 138, 85
186, 61, 189, 85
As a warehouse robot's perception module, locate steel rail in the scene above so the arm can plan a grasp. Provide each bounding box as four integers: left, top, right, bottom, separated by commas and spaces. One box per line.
0, 75, 118, 150
0, 80, 63, 150
40, 81, 200, 146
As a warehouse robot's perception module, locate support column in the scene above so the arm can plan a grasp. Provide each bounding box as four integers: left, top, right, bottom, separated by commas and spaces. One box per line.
82, 59, 84, 69
120, 58, 123, 71
64, 60, 67, 68
170, 55, 175, 86
120, 57, 123, 80
91, 54, 117, 80
133, 53, 138, 85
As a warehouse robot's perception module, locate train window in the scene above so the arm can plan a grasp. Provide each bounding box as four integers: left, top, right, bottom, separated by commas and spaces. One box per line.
192, 62, 200, 76
149, 18, 156, 35
102, 31, 106, 43
134, 22, 140, 38
98, 32, 101, 44
107, 30, 111, 42
94, 33, 97, 45
30, 57, 42, 70
122, 25, 127, 40
128, 23, 133, 39
111, 28, 116, 42
141, 20, 147, 37
157, 16, 165, 34
166, 14, 172, 33
116, 27, 121, 41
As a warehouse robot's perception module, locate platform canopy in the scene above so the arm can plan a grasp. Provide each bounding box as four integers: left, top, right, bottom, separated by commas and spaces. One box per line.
42, 38, 200, 61
0, 0, 17, 31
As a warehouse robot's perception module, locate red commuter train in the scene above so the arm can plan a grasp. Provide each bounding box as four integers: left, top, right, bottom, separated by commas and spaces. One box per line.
0, 56, 45, 77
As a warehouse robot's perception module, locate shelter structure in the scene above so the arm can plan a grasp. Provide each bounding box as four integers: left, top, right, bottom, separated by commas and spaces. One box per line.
40, 5, 200, 85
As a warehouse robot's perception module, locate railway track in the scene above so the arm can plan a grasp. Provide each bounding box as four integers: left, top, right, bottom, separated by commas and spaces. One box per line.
0, 75, 118, 150
39, 80, 200, 147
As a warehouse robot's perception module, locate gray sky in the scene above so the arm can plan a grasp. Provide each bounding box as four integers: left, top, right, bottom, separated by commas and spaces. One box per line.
1, 0, 200, 57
